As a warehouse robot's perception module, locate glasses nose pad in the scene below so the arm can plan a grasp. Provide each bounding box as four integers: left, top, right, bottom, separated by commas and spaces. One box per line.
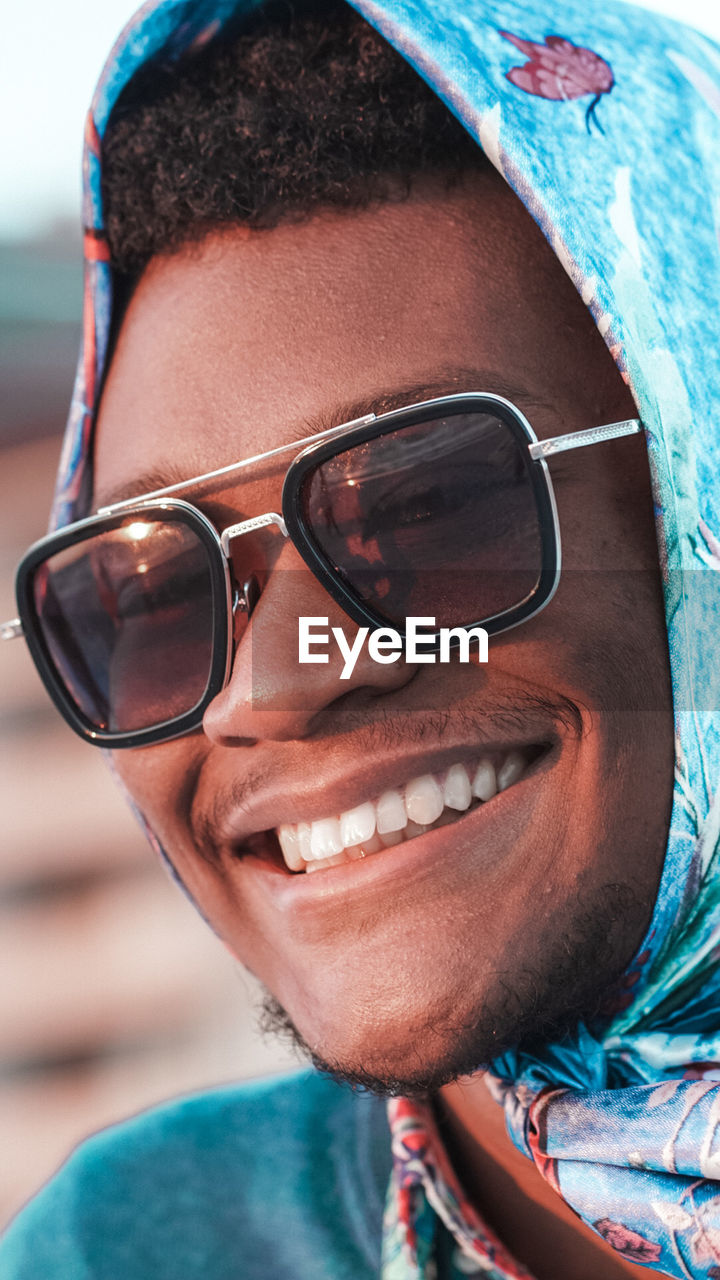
232, 574, 261, 621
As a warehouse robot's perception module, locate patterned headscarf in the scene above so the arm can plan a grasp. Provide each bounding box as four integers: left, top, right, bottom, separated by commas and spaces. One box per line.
55, 0, 720, 1274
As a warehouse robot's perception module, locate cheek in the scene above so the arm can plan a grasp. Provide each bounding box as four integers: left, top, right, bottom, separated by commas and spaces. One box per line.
555, 437, 660, 573
540, 439, 669, 706
111, 742, 267, 951
111, 740, 204, 866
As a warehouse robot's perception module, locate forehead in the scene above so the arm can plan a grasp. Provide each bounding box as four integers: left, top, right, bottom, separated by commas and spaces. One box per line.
93, 173, 615, 506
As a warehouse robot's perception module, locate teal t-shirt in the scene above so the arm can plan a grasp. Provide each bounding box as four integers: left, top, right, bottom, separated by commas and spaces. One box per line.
0, 1069, 392, 1279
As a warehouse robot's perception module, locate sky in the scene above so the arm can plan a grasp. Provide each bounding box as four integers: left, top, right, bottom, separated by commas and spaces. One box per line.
3, 0, 720, 240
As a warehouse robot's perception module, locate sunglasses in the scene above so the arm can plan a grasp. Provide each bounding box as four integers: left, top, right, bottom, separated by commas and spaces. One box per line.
2, 393, 642, 748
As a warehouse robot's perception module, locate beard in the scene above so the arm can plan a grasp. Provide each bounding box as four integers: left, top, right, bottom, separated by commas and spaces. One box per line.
256, 879, 647, 1098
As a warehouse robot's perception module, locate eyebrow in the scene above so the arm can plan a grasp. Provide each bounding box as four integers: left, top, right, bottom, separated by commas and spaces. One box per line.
93, 367, 551, 511
301, 370, 548, 438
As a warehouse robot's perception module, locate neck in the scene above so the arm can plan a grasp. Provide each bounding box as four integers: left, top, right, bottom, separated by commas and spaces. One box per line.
435, 1074, 652, 1280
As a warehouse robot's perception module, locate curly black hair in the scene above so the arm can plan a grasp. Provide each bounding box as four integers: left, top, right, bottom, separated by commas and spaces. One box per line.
101, 0, 487, 280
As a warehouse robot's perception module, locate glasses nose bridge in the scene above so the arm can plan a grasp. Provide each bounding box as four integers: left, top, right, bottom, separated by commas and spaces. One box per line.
219, 510, 288, 558
220, 511, 289, 622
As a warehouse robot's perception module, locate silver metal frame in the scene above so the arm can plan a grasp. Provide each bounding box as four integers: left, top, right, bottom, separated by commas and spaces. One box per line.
98, 413, 377, 514
1, 405, 642, 644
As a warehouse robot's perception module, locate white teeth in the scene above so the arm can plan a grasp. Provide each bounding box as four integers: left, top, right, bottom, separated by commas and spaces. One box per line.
405, 774, 444, 826
340, 801, 376, 848
309, 817, 344, 860
297, 822, 313, 862
443, 763, 472, 811
306, 852, 346, 873
376, 789, 407, 834
497, 750, 526, 792
379, 829, 403, 848
277, 824, 305, 871
471, 758, 497, 802
273, 748, 535, 871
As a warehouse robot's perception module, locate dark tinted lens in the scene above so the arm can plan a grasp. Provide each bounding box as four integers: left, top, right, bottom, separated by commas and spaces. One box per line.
31, 516, 217, 733
300, 412, 544, 628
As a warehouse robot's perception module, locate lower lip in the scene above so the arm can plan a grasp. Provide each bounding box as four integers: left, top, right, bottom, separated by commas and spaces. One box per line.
243, 745, 557, 915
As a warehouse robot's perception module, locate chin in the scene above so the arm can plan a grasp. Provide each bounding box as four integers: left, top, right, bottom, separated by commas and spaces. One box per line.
254, 874, 650, 1096
258, 969, 614, 1099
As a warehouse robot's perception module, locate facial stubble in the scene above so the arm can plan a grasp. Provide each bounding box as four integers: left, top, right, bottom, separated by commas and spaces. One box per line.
257, 876, 649, 1097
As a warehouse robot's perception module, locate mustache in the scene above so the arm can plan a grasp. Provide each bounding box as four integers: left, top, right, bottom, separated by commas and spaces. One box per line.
190, 690, 583, 860
322, 688, 584, 742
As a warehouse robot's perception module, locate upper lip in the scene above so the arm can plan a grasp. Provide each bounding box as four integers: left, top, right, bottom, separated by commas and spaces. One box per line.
202, 730, 557, 859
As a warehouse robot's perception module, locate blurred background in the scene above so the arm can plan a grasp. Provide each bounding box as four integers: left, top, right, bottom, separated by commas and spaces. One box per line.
2, 0, 720, 1232
0, 230, 298, 1228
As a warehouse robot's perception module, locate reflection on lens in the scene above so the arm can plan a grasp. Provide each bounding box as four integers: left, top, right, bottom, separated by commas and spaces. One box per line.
123, 521, 154, 542
32, 516, 216, 733
301, 412, 543, 627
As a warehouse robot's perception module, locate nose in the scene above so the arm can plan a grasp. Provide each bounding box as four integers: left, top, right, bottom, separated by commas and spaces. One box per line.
202, 539, 417, 744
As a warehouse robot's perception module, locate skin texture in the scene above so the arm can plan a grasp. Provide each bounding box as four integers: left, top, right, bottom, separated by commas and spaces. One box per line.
93, 170, 674, 1275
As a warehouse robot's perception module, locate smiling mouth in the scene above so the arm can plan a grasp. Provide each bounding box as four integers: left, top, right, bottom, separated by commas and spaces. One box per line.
262, 745, 547, 875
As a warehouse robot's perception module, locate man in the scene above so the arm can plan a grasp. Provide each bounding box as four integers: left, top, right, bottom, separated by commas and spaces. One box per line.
2, 0, 720, 1276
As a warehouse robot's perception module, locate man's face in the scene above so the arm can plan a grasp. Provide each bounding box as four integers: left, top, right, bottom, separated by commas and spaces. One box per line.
93, 170, 674, 1092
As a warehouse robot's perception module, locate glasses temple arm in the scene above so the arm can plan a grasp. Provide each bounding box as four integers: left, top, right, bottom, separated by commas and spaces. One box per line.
1, 618, 24, 641
528, 418, 643, 461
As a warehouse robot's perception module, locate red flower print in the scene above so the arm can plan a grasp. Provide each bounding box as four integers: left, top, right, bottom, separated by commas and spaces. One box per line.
593, 1218, 663, 1263
526, 1087, 563, 1196
500, 31, 614, 133
683, 1061, 720, 1081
